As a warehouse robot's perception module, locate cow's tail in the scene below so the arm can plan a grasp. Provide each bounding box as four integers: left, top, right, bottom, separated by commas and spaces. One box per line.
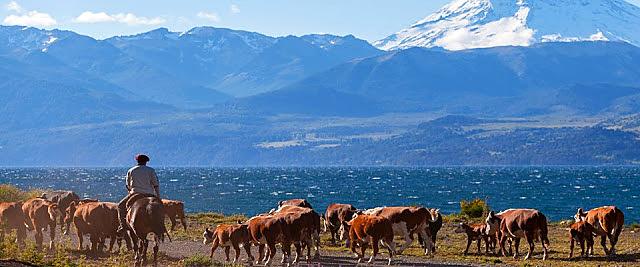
540, 214, 550, 246
611, 207, 624, 242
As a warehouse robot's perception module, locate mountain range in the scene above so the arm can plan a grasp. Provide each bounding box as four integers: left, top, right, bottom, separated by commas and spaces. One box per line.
1, 0, 640, 166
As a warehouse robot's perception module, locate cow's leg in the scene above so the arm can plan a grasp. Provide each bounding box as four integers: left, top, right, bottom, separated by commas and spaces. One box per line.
417, 229, 433, 255
569, 237, 575, 258
224, 246, 231, 261
209, 238, 219, 258
350, 238, 360, 259
396, 229, 413, 255
579, 238, 586, 257
499, 234, 507, 257
16, 225, 26, 248
477, 238, 482, 255
464, 238, 471, 255
90, 233, 99, 253
232, 243, 241, 264
600, 235, 610, 256
152, 237, 159, 267
168, 215, 177, 232
524, 232, 535, 260
243, 242, 254, 264
108, 236, 116, 252
368, 237, 380, 264
255, 244, 264, 265
513, 238, 520, 259
607, 232, 617, 255
483, 236, 490, 254
380, 238, 395, 266
586, 236, 594, 257
265, 242, 277, 266
34, 224, 43, 250
359, 241, 368, 264
48, 220, 56, 250
293, 242, 302, 264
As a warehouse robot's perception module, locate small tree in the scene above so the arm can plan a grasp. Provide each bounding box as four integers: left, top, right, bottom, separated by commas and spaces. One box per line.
460, 198, 490, 218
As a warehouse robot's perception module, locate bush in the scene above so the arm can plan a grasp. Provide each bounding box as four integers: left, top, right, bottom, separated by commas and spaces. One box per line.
460, 198, 490, 218
0, 184, 43, 202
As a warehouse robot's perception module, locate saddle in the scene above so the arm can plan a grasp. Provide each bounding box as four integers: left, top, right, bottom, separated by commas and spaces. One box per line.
125, 193, 159, 210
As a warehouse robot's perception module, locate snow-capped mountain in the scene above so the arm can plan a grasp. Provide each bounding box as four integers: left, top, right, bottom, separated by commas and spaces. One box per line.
375, 0, 640, 51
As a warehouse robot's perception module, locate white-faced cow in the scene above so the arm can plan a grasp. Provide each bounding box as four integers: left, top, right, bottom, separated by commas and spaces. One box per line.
324, 203, 357, 244
485, 209, 549, 260
575, 206, 624, 256
362, 206, 437, 255
340, 213, 395, 265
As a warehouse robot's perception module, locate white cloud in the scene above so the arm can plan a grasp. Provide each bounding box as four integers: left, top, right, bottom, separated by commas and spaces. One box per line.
3, 10, 57, 27
74, 11, 115, 23
73, 11, 165, 26
197, 11, 220, 22
6, 1, 22, 12
230, 4, 240, 14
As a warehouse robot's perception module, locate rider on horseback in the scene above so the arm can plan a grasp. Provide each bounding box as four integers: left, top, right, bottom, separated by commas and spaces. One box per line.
117, 154, 160, 234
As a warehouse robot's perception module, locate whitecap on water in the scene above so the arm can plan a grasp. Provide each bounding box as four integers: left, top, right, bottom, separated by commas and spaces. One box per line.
371, 177, 381, 180
169, 179, 179, 182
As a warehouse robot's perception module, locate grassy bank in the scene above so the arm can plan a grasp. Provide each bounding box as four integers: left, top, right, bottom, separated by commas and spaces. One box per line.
1, 186, 638, 266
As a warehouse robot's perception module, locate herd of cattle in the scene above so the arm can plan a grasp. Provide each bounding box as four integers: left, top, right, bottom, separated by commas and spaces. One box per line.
0, 190, 628, 266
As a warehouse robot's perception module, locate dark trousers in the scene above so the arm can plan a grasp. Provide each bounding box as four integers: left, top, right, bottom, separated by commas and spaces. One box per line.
118, 192, 157, 226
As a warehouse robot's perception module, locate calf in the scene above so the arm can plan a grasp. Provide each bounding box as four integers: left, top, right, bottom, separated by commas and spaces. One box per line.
203, 224, 253, 264
569, 221, 595, 258
486, 209, 550, 260
246, 215, 287, 266
363, 206, 437, 255
278, 199, 313, 209
454, 222, 495, 255
575, 206, 624, 256
22, 198, 60, 250
324, 203, 357, 244
39, 191, 80, 235
0, 202, 28, 247
162, 199, 188, 232
340, 213, 395, 265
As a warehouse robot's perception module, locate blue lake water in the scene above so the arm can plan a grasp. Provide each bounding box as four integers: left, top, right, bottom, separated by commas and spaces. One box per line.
1, 167, 638, 222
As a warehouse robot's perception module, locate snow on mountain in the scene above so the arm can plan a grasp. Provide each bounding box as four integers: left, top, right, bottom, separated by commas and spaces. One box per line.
375, 0, 640, 51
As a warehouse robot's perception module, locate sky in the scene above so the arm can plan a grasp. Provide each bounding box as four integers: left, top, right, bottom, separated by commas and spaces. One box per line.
2, 0, 640, 41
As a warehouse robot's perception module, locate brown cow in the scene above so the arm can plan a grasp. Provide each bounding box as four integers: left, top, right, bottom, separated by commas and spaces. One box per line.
246, 215, 287, 266
22, 198, 60, 250
485, 209, 550, 260
162, 199, 187, 232
271, 205, 322, 263
575, 206, 624, 256
363, 206, 437, 255
454, 222, 495, 255
324, 203, 357, 244
569, 221, 595, 258
340, 213, 395, 265
65, 202, 116, 252
203, 224, 253, 264
0, 202, 28, 247
65, 201, 129, 253
278, 199, 313, 209
39, 191, 80, 235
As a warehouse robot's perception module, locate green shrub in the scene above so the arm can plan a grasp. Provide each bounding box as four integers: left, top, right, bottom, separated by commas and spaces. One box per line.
460, 198, 490, 218
183, 254, 213, 267
0, 184, 43, 202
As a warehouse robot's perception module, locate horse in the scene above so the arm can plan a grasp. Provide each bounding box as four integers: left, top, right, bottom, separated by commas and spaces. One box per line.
125, 195, 170, 266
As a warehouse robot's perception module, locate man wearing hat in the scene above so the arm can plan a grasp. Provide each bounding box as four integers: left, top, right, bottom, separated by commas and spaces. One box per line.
117, 154, 160, 233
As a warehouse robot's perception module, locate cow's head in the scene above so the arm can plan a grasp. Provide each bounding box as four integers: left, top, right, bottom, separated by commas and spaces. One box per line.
485, 210, 500, 235
454, 222, 467, 234
574, 208, 587, 222
429, 208, 440, 223
202, 227, 215, 245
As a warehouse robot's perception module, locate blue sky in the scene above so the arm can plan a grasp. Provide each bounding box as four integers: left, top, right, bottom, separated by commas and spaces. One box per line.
2, 0, 640, 41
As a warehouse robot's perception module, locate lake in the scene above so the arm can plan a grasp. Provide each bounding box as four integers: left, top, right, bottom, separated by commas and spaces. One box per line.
1, 167, 638, 222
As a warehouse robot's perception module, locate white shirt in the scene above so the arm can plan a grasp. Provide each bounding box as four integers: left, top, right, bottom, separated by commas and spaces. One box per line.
126, 165, 159, 196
